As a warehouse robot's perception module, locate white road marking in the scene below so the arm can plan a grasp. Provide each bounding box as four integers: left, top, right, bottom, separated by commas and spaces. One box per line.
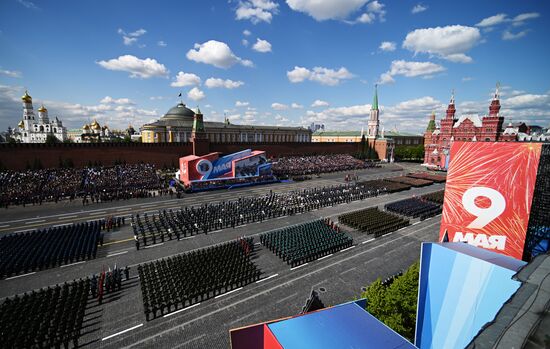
256, 274, 278, 283
61, 261, 86, 268
290, 263, 308, 270
413, 221, 420, 225
25, 219, 45, 224
91, 211, 106, 215
386, 232, 393, 236
102, 324, 143, 341
107, 250, 128, 257
215, 287, 243, 299
362, 238, 376, 244
318, 254, 333, 261
0, 224, 10, 228
59, 215, 77, 219
163, 303, 201, 318
339, 246, 356, 252
5, 272, 36, 280
144, 243, 164, 249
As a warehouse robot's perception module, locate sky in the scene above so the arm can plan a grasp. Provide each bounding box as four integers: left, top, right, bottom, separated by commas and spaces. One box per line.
0, 0, 549, 134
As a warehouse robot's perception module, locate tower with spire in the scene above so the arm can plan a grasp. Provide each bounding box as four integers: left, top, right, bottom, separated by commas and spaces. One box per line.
368, 84, 380, 138
15, 90, 67, 143
481, 82, 505, 141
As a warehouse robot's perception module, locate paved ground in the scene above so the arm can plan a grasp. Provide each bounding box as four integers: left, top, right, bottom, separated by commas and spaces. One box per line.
0, 162, 443, 349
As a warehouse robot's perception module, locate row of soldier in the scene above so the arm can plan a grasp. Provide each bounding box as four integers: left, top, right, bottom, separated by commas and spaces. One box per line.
132, 181, 390, 247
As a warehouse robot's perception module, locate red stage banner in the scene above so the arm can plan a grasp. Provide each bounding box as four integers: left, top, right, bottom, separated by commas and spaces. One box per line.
440, 142, 542, 260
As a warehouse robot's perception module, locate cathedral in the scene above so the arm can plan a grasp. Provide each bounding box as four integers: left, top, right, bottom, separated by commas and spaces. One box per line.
14, 91, 67, 143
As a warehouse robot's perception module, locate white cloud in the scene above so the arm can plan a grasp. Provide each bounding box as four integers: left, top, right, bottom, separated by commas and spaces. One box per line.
235, 101, 250, 107
186, 40, 253, 68
100, 96, 134, 105
236, 0, 279, 24
243, 29, 252, 36
504, 93, 550, 108
403, 25, 481, 63
187, 87, 205, 101
462, 77, 474, 82
205, 78, 244, 89
287, 0, 370, 21
170, 71, 201, 87
272, 103, 288, 110
311, 99, 330, 107
252, 38, 272, 53
411, 4, 427, 14
512, 12, 540, 26
97, 55, 168, 78
379, 41, 396, 51
117, 28, 147, 46
0, 85, 159, 131
287, 66, 354, 86
356, 12, 374, 23
157, 41, 167, 47
17, 0, 38, 10
291, 103, 303, 109
378, 60, 445, 84
0, 69, 22, 78
476, 14, 508, 27
502, 30, 529, 40
242, 39, 249, 47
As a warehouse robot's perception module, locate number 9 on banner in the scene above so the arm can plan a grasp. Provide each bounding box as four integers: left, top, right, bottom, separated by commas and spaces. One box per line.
462, 187, 506, 229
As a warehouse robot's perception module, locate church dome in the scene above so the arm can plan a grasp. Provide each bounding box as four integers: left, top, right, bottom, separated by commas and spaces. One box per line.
21, 90, 32, 103
162, 103, 195, 121
38, 104, 47, 112
91, 120, 101, 129
18, 120, 24, 128
83, 124, 90, 130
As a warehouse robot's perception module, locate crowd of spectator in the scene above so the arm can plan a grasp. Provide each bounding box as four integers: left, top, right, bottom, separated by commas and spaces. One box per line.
272, 154, 379, 177
0, 164, 168, 207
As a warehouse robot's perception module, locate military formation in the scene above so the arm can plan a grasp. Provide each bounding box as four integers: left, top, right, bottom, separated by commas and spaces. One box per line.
138, 238, 260, 320
385, 197, 442, 220
131, 180, 402, 248
0, 221, 102, 278
260, 219, 353, 267
0, 278, 89, 349
339, 207, 410, 237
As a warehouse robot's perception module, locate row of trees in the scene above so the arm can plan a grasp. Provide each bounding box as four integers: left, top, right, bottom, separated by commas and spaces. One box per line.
360, 260, 419, 342
393, 145, 424, 162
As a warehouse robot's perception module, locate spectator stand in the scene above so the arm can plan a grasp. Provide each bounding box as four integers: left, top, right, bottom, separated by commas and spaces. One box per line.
260, 219, 353, 268
137, 237, 260, 320
384, 176, 434, 187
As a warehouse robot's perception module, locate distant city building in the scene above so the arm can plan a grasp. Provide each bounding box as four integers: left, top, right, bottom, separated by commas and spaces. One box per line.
308, 123, 325, 132
311, 85, 396, 161
13, 91, 67, 143
66, 120, 114, 143
141, 103, 311, 143
423, 84, 550, 169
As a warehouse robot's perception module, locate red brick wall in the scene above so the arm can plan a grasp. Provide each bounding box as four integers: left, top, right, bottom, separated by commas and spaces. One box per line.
0, 141, 361, 170
0, 142, 193, 170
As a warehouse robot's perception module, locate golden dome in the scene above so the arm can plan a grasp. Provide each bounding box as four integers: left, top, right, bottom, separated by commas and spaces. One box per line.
91, 119, 101, 129
83, 124, 90, 130
18, 120, 24, 128
38, 104, 47, 112
21, 90, 32, 102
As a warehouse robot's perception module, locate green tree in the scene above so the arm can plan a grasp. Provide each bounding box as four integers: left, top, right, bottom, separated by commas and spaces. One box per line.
360, 260, 420, 341
45, 134, 59, 144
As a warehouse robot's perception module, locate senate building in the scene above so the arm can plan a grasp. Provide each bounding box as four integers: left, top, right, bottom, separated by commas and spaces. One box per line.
141, 103, 311, 143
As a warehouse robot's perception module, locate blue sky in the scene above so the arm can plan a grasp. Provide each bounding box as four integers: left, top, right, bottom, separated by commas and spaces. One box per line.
0, 0, 549, 133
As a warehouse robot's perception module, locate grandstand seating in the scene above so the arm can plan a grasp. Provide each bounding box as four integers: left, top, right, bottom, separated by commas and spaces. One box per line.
0, 278, 89, 348
338, 208, 409, 237
138, 238, 261, 320
357, 179, 412, 193
0, 221, 101, 278
421, 190, 445, 205
385, 176, 433, 187
385, 197, 442, 220
407, 172, 447, 183
260, 220, 353, 267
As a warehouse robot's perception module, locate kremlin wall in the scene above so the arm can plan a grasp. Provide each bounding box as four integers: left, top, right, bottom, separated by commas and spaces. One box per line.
0, 141, 361, 170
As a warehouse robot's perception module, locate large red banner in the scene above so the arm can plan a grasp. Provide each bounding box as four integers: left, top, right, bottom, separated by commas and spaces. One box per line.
440, 142, 542, 260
